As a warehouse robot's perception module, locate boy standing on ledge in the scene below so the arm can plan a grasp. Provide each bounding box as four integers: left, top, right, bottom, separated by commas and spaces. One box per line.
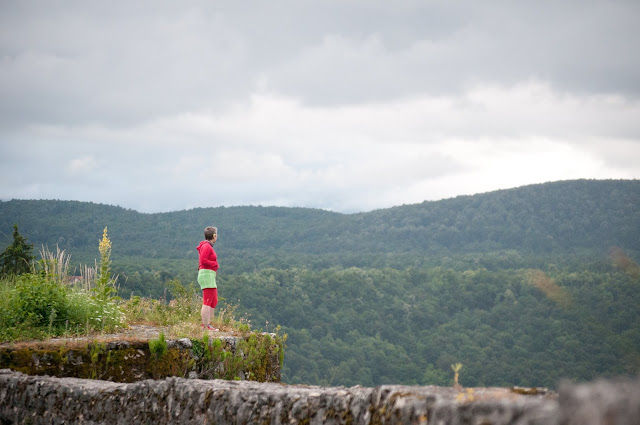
197, 226, 219, 331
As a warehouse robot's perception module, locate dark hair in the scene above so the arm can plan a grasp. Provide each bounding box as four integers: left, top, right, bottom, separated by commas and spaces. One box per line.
204, 226, 217, 241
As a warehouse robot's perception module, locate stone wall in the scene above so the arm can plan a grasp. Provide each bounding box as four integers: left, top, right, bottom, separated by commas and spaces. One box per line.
0, 333, 282, 383
1, 369, 638, 424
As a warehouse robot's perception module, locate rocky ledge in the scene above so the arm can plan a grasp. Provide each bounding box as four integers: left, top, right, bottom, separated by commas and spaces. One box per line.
1, 369, 639, 424
0, 331, 283, 383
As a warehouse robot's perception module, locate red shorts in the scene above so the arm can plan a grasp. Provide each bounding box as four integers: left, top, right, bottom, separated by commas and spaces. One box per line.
202, 288, 218, 308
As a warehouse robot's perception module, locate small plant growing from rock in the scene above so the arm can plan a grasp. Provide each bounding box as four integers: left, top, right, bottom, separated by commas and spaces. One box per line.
89, 341, 108, 379
149, 332, 168, 359
451, 362, 463, 388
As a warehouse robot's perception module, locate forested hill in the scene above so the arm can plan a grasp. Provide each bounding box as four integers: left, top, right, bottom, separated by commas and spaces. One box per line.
2, 179, 640, 388
1, 179, 638, 268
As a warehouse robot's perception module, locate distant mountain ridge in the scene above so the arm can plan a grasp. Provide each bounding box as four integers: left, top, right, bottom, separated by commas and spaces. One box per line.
2, 180, 640, 388
1, 179, 639, 267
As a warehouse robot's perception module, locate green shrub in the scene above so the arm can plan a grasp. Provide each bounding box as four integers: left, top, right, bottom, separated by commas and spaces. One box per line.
0, 274, 124, 342
13, 273, 71, 330
149, 332, 168, 359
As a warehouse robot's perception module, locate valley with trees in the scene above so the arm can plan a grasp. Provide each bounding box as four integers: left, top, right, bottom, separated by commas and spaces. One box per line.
1, 179, 639, 388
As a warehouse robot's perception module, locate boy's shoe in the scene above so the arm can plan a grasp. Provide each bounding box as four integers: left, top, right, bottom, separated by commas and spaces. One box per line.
201, 324, 219, 331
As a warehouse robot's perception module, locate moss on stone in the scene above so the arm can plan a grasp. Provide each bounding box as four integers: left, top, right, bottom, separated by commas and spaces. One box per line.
0, 332, 283, 383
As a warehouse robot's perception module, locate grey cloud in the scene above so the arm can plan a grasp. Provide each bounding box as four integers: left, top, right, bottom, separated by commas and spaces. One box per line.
3, 0, 639, 129
1, 0, 639, 213
0, 1, 255, 127
263, 1, 640, 105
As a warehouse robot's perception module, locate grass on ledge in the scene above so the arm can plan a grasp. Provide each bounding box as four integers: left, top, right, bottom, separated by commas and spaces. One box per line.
119, 290, 252, 340
0, 237, 261, 344
0, 274, 252, 343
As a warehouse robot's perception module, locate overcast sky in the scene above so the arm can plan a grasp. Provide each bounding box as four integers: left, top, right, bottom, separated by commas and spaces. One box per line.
1, 0, 639, 213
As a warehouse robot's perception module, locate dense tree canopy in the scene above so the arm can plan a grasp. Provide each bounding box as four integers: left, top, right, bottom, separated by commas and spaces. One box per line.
217, 264, 640, 387
1, 179, 639, 388
1, 180, 638, 268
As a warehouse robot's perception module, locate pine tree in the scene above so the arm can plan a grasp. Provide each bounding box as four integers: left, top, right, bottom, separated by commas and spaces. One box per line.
0, 224, 35, 276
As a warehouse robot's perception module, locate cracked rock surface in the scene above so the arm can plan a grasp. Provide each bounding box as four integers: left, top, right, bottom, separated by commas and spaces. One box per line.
1, 369, 638, 424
